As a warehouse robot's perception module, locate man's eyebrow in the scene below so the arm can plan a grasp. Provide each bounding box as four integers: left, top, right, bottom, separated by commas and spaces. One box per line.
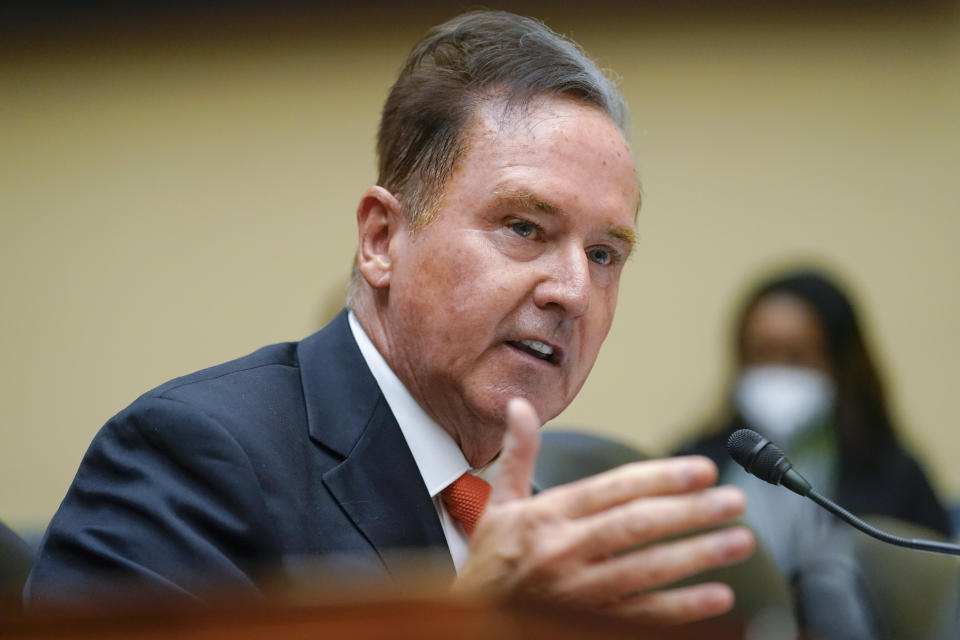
493, 189, 561, 215
493, 188, 637, 252
608, 225, 636, 251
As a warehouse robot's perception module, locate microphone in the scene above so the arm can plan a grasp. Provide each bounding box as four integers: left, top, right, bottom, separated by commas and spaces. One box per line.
727, 428, 960, 557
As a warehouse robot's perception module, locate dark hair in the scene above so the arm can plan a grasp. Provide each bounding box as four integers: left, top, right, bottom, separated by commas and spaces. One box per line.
376, 10, 628, 228
735, 268, 897, 456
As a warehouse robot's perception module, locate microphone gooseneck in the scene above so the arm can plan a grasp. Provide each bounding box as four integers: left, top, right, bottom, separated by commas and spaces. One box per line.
726, 428, 960, 558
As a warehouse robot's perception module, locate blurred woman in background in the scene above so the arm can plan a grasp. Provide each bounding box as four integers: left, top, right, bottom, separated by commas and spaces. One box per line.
675, 267, 951, 571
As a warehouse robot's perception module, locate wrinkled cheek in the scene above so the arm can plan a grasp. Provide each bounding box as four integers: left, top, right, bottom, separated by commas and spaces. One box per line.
406, 260, 483, 365
568, 315, 616, 394
594, 292, 619, 342
420, 249, 504, 321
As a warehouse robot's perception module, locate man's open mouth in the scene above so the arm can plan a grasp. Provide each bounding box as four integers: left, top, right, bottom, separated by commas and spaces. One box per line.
507, 339, 560, 365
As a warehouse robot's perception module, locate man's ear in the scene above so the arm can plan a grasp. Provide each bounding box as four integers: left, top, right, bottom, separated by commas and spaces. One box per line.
356, 186, 406, 290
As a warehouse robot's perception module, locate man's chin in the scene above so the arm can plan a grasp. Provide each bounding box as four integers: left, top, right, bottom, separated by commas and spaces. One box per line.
451, 415, 507, 467
456, 391, 569, 467
477, 389, 568, 425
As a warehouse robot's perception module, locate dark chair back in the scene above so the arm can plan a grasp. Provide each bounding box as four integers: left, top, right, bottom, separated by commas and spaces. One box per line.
0, 521, 34, 614
534, 429, 647, 489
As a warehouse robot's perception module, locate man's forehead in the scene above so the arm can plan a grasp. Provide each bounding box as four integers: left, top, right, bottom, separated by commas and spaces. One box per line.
469, 97, 640, 204
472, 94, 627, 140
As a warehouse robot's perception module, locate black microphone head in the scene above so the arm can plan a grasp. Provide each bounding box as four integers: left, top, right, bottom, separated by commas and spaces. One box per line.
727, 428, 813, 495
727, 428, 764, 469
727, 427, 788, 485
749, 440, 789, 484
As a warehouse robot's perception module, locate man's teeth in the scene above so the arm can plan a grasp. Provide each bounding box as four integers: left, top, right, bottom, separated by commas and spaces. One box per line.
520, 339, 553, 357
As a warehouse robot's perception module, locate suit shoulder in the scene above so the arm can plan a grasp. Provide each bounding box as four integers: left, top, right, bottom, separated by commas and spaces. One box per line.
108, 339, 311, 447
147, 340, 301, 398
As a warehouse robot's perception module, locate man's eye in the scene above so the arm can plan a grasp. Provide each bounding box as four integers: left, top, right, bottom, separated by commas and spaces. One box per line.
510, 220, 535, 238
587, 247, 613, 265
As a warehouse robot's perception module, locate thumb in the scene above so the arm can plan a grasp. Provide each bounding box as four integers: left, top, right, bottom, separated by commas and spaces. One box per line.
489, 397, 542, 506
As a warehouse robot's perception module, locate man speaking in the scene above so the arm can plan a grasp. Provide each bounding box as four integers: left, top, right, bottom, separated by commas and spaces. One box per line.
26, 10, 754, 624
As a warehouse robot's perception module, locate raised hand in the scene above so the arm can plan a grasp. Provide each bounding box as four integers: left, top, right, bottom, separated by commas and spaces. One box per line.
454, 397, 755, 625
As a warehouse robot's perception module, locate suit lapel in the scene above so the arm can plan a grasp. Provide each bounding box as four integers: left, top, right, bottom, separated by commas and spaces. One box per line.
297, 310, 453, 578
322, 394, 453, 576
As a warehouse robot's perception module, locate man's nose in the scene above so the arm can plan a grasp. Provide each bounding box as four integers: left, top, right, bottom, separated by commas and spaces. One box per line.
532, 245, 591, 317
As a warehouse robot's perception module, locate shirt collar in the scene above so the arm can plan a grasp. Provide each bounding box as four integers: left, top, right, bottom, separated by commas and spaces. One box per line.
347, 310, 469, 497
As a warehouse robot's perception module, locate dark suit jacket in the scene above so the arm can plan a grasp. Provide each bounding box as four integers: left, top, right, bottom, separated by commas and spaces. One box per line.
25, 310, 454, 608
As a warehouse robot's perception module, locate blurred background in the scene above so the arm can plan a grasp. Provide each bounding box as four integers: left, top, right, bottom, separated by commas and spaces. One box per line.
1, 0, 958, 537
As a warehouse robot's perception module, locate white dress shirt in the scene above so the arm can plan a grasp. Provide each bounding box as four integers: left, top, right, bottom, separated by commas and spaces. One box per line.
348, 311, 478, 572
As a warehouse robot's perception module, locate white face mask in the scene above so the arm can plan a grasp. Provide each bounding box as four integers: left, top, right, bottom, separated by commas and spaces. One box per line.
734, 365, 835, 443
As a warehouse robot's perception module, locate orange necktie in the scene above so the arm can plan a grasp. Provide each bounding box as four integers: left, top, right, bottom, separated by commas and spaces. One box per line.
440, 473, 492, 535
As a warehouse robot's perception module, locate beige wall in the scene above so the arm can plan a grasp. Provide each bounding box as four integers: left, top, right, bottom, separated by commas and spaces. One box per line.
2, 7, 958, 532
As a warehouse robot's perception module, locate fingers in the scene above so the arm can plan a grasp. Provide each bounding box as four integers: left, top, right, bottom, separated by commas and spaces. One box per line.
559, 526, 755, 601
564, 486, 746, 558
467, 417, 756, 629
608, 582, 736, 625
489, 397, 542, 506
540, 456, 719, 519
